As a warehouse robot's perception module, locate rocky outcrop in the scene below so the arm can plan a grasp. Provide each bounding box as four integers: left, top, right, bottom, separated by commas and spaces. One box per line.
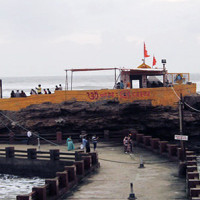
0, 95, 200, 142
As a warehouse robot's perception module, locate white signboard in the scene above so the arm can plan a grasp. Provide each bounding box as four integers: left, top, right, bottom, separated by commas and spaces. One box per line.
174, 135, 188, 141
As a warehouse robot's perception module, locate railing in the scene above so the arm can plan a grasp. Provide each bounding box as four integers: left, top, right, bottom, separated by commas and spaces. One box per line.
0, 147, 82, 161
16, 151, 99, 200
132, 132, 200, 200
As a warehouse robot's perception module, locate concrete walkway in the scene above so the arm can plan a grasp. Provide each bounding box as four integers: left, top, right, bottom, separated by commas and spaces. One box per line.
0, 142, 187, 200
61, 142, 187, 200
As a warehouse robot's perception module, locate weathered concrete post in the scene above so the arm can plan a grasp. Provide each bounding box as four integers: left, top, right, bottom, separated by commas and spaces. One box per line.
56, 131, 62, 144
82, 156, 92, 171
75, 160, 85, 176
143, 136, 151, 147
159, 141, 168, 154
45, 178, 59, 196
89, 152, 98, 165
16, 195, 31, 200
136, 134, 144, 145
32, 186, 47, 200
9, 132, 15, 144
5, 147, 14, 158
104, 130, 109, 140
150, 138, 160, 152
56, 171, 69, 189
27, 148, 37, 159
50, 149, 60, 161
64, 165, 77, 182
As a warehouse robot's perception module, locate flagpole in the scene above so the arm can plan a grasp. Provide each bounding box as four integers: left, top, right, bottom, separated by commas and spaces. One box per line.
144, 42, 145, 64
152, 55, 154, 68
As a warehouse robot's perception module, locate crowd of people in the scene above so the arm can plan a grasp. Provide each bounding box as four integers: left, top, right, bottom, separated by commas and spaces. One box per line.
66, 134, 99, 152
10, 90, 27, 98
11, 84, 63, 98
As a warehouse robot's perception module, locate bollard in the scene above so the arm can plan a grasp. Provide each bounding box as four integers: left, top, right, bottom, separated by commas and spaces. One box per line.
128, 183, 137, 200
138, 156, 145, 168
37, 138, 40, 151
56, 131, 62, 144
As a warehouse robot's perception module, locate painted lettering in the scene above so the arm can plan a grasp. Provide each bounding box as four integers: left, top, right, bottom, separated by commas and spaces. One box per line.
87, 91, 99, 100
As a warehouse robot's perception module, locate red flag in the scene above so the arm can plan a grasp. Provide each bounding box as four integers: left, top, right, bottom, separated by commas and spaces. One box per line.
153, 55, 157, 66
144, 42, 150, 58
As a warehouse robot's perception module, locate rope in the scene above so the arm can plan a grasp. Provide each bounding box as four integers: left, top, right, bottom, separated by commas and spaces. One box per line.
98, 157, 175, 164
0, 111, 59, 146
171, 86, 200, 113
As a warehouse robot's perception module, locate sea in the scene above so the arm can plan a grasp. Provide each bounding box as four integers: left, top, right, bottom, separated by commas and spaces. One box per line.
1, 73, 200, 98
0, 174, 44, 199
0, 73, 199, 199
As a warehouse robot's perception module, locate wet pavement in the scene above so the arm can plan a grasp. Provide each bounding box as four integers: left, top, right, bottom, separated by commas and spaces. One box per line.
0, 142, 187, 200
61, 142, 187, 200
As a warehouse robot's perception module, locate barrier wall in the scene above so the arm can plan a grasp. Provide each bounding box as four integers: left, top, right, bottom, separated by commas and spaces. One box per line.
133, 132, 200, 200
0, 84, 196, 111
10, 149, 100, 200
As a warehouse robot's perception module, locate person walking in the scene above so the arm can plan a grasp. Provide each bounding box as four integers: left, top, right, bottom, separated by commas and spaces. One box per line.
66, 136, 75, 151
92, 135, 99, 151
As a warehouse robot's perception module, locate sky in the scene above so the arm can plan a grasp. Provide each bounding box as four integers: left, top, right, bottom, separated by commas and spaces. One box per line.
0, 0, 200, 77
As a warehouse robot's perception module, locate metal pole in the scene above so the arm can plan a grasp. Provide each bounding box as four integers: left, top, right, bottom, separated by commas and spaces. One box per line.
115, 68, 116, 86
0, 79, 2, 98
37, 138, 40, 151
65, 70, 68, 91
179, 93, 185, 160
71, 71, 73, 90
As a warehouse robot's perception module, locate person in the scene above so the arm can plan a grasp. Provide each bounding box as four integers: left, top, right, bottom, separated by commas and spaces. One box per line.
27, 131, 32, 145
92, 135, 99, 151
43, 89, 47, 94
10, 90, 16, 98
30, 89, 37, 95
82, 136, 87, 151
66, 136, 75, 151
128, 133, 133, 152
20, 90, 27, 97
47, 88, 51, 94
15, 90, 20, 97
85, 136, 90, 153
59, 84, 62, 90
55, 85, 59, 91
126, 82, 131, 89
116, 82, 120, 89
35, 84, 42, 94
127, 135, 133, 153
123, 136, 128, 153
120, 80, 124, 89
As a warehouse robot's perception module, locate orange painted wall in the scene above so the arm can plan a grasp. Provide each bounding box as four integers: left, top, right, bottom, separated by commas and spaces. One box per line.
0, 83, 196, 111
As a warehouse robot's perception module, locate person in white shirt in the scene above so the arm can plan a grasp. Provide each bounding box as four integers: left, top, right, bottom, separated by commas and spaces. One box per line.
27, 131, 32, 145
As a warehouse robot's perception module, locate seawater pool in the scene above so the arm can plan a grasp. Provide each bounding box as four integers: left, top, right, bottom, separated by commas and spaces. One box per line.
0, 174, 45, 200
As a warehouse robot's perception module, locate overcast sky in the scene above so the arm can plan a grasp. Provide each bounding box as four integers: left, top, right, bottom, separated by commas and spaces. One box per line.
0, 0, 199, 77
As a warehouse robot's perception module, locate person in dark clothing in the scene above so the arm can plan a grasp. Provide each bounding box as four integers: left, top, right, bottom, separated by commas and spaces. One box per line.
20, 90, 27, 97
10, 90, 16, 98
47, 88, 51, 94
92, 135, 99, 151
85, 137, 90, 153
43, 89, 47, 94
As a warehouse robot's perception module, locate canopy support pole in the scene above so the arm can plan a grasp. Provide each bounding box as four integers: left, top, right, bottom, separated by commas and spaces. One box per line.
71, 71, 73, 90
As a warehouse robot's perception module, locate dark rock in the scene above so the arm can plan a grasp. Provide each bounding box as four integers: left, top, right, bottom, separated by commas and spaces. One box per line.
0, 95, 200, 143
